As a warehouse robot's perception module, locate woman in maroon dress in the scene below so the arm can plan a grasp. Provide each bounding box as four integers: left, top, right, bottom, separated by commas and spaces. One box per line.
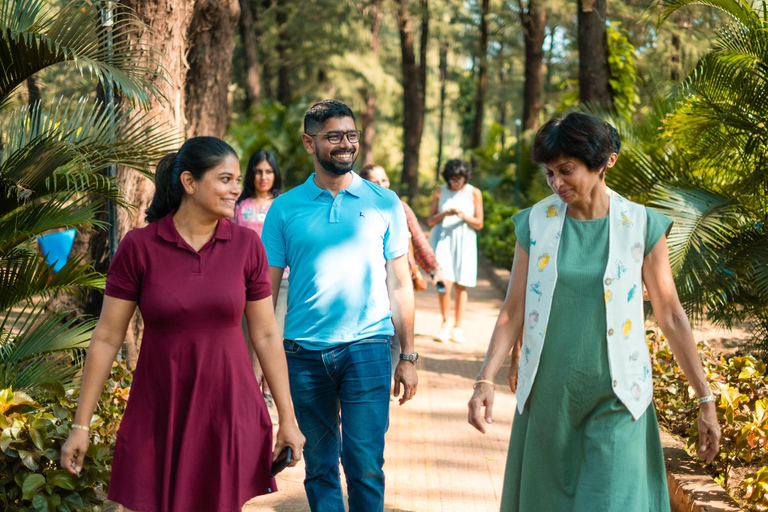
61, 137, 305, 512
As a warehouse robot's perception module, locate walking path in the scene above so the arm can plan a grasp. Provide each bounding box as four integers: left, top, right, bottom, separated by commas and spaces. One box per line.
247, 263, 514, 512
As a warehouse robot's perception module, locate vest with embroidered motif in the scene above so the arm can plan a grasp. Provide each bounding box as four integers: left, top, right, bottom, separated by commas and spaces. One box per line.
516, 190, 652, 420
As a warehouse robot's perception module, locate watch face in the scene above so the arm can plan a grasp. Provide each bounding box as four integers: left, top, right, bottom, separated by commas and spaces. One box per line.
401, 352, 418, 363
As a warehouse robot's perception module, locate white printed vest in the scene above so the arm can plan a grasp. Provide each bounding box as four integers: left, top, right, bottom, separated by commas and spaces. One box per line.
516, 190, 651, 420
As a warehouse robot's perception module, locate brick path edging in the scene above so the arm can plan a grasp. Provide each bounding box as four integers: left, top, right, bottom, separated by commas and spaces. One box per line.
479, 254, 743, 512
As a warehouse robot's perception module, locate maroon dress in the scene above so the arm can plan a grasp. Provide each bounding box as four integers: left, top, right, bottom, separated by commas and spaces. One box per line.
105, 214, 276, 512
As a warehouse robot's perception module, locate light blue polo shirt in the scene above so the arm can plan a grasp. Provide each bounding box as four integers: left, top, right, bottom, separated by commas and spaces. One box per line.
261, 172, 409, 349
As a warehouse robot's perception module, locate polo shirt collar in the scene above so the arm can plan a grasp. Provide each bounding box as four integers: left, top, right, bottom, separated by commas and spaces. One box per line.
303, 172, 364, 200
157, 212, 232, 247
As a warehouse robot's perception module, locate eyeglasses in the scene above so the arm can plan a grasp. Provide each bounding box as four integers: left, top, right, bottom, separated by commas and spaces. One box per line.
447, 176, 466, 182
306, 130, 362, 144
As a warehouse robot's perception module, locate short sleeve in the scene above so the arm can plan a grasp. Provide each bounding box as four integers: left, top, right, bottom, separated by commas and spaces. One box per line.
512, 207, 533, 254
261, 201, 287, 268
384, 195, 409, 260
644, 207, 673, 257
246, 234, 273, 301
104, 231, 142, 301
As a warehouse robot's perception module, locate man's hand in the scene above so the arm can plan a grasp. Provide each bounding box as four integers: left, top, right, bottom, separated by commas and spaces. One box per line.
393, 360, 418, 405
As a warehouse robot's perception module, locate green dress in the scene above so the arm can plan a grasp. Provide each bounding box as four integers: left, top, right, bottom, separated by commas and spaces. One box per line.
501, 206, 673, 512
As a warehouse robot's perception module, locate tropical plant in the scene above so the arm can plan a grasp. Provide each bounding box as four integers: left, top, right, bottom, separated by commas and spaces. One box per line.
0, 0, 175, 392
606, 0, 768, 353
227, 98, 314, 189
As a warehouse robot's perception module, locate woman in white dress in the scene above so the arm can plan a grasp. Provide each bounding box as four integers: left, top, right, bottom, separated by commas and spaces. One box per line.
427, 159, 484, 343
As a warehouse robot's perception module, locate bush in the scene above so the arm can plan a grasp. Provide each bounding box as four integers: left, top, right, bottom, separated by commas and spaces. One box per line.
649, 330, 768, 510
478, 191, 518, 270
0, 361, 132, 511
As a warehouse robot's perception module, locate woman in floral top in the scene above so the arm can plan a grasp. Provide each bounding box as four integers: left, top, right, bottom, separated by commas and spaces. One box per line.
234, 149, 286, 405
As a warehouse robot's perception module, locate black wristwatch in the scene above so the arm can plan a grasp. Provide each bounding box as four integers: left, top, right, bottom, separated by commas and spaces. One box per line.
399, 352, 419, 364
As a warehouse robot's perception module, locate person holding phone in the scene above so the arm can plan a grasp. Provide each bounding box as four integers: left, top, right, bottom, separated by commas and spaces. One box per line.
427, 159, 484, 344
60, 137, 304, 512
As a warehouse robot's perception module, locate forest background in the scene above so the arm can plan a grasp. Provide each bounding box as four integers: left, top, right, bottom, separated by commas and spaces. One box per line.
3, 0, 768, 509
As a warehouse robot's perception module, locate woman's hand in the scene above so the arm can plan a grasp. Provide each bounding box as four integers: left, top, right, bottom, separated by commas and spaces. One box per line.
273, 421, 305, 467
60, 429, 90, 475
468, 383, 495, 433
697, 402, 721, 463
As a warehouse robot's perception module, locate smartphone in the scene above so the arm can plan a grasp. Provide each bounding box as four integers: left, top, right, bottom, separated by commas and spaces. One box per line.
270, 446, 293, 477
436, 281, 446, 294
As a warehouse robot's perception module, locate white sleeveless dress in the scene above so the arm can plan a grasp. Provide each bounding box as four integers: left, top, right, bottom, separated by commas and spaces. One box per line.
430, 184, 478, 287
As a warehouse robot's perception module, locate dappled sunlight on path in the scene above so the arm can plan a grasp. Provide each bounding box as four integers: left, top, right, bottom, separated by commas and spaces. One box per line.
247, 264, 514, 512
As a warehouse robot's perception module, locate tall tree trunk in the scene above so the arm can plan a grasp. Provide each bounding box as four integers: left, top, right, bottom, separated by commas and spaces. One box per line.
258, 0, 273, 100
185, 0, 241, 138
436, 39, 447, 180
471, 0, 489, 149
360, 0, 383, 167
520, 0, 545, 131
397, 0, 425, 200
238, 0, 261, 111
276, 0, 292, 105
109, 0, 195, 359
419, 0, 428, 102
544, 26, 556, 94
577, 0, 613, 109
26, 76, 41, 106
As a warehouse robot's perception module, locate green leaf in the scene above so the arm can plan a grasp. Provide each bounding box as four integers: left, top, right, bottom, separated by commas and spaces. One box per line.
46, 469, 76, 491
28, 425, 45, 451
18, 449, 39, 470
21, 472, 45, 500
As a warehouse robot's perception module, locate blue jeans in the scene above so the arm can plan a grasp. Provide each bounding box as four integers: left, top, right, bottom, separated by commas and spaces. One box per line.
284, 337, 391, 512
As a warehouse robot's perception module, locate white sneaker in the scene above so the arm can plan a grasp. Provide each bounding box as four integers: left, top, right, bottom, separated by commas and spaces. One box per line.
436, 321, 452, 343
451, 327, 466, 344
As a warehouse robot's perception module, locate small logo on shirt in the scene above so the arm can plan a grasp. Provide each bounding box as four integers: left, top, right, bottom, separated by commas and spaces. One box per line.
359, 212, 365, 218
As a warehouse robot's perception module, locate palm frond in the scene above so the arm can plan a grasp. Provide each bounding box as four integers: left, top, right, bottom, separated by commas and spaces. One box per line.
0, 300, 93, 390
0, 0, 165, 108
656, 0, 760, 28
0, 196, 105, 253
0, 253, 104, 311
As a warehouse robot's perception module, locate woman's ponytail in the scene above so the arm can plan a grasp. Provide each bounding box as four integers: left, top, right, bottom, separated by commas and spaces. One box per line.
145, 152, 181, 222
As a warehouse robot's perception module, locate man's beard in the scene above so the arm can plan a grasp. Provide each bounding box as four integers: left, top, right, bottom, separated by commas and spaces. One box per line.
318, 149, 357, 176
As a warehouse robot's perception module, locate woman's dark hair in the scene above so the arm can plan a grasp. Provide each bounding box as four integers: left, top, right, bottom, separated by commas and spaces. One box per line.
145, 136, 238, 223
237, 149, 283, 204
441, 158, 472, 183
358, 163, 385, 181
531, 112, 614, 171
607, 123, 621, 154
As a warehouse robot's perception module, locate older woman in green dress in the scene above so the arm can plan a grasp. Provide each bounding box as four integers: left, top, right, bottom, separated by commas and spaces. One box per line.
468, 112, 721, 511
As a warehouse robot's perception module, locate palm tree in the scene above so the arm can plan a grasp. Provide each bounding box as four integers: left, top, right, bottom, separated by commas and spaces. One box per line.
0, 0, 176, 390
607, 0, 768, 352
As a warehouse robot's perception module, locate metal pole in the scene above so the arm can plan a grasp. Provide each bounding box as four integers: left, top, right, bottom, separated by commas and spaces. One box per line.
514, 118, 522, 207
102, 1, 118, 260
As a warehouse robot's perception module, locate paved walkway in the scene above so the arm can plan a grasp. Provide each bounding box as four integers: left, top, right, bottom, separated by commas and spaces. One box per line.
247, 263, 515, 512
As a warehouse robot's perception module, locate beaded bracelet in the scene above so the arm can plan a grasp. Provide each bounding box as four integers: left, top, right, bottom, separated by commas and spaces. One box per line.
473, 379, 496, 389
697, 394, 716, 405
71, 423, 90, 432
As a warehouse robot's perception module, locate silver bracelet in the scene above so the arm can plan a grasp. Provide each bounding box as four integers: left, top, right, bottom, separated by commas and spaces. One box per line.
697, 394, 716, 405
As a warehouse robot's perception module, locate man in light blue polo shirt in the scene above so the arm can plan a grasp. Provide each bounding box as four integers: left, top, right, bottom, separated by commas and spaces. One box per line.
261, 99, 417, 512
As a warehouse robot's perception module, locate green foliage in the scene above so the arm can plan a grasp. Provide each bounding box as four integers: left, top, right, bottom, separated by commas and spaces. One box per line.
227, 99, 314, 189
606, 23, 639, 120
0, 0, 175, 394
478, 191, 518, 269
0, 361, 132, 511
605, 0, 768, 352
649, 329, 768, 508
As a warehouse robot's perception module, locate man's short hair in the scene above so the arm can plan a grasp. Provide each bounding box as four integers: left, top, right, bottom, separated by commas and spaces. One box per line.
304, 100, 356, 134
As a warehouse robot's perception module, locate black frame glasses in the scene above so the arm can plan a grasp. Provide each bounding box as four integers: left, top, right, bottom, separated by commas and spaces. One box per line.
306, 130, 362, 144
